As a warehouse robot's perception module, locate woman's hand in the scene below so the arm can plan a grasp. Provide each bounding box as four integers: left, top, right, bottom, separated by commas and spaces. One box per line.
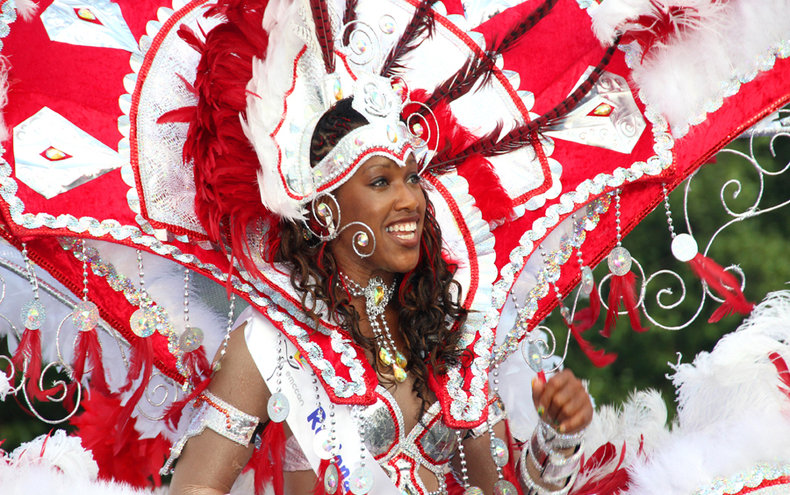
531, 369, 592, 434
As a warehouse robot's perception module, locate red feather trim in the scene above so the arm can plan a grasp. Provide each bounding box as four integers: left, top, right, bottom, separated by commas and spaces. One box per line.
569, 321, 617, 367
115, 338, 154, 449
71, 329, 109, 393
769, 351, 790, 401
245, 421, 286, 495
603, 271, 648, 337
182, 346, 212, 388
9, 328, 55, 402
687, 253, 753, 323
163, 376, 212, 430
71, 390, 170, 488
571, 442, 630, 495
573, 282, 601, 333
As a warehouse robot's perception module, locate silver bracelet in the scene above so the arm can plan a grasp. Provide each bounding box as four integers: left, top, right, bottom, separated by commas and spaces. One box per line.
518, 420, 582, 494
160, 391, 260, 474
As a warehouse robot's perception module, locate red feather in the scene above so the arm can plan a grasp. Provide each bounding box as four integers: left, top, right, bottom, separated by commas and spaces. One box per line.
115, 338, 154, 450
603, 271, 648, 337
163, 376, 212, 430
68, 328, 109, 404
310, 0, 336, 73
769, 351, 790, 401
9, 328, 55, 402
571, 442, 630, 495
71, 390, 170, 488
573, 281, 601, 333
687, 253, 753, 323
245, 421, 286, 495
182, 345, 212, 388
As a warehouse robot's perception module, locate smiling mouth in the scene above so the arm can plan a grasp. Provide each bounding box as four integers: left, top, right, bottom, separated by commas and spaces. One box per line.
385, 221, 418, 241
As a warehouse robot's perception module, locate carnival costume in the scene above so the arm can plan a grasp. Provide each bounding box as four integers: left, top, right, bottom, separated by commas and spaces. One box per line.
1, 0, 790, 494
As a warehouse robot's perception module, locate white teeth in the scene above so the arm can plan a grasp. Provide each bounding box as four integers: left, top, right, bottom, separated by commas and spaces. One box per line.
386, 221, 417, 233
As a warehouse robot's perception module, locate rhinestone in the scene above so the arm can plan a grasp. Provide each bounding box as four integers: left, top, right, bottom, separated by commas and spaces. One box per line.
589, 102, 614, 117
317, 202, 332, 218
130, 307, 156, 337
607, 246, 632, 276
349, 465, 373, 494
493, 480, 518, 495
324, 463, 339, 493
464, 488, 484, 495
526, 341, 543, 372
43, 146, 69, 161
355, 38, 368, 54
76, 8, 98, 22
313, 429, 333, 460
393, 364, 407, 382
21, 300, 46, 330
391, 78, 408, 100
559, 305, 570, 321
411, 122, 424, 136
378, 347, 393, 366
490, 437, 509, 466
379, 17, 395, 34
179, 326, 204, 353
72, 300, 99, 332
671, 233, 698, 262
333, 78, 343, 101
395, 351, 407, 369
354, 136, 365, 147
386, 124, 398, 143
354, 232, 369, 247
268, 392, 290, 422
581, 266, 594, 296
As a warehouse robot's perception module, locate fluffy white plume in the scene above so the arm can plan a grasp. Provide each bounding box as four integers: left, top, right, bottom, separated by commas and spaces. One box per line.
8, 430, 99, 481
0, 462, 157, 494
243, 0, 310, 221
592, 0, 790, 137
0, 369, 11, 400
14, 0, 39, 21
625, 290, 790, 494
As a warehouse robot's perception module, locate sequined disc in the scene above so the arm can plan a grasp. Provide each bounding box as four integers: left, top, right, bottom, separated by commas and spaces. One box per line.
268, 392, 290, 423
130, 308, 156, 337
464, 487, 484, 495
323, 463, 339, 493
179, 326, 204, 353
490, 437, 509, 467
607, 246, 632, 276
21, 300, 46, 330
493, 479, 518, 495
313, 429, 333, 460
73, 300, 99, 332
525, 341, 543, 372
349, 465, 373, 494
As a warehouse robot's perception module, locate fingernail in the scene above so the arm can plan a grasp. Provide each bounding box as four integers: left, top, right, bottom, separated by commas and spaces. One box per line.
537, 371, 546, 383
559, 424, 566, 433
537, 406, 545, 417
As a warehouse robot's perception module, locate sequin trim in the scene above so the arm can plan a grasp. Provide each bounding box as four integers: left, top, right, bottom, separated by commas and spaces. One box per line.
693, 463, 790, 495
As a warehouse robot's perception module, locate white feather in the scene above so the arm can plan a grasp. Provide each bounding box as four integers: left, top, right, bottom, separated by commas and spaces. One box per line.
613, 0, 790, 137
13, 0, 38, 21
243, 0, 310, 221
9, 430, 99, 481
591, 0, 657, 45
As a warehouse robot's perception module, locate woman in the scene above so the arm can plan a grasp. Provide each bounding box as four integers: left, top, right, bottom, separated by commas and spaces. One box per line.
167, 95, 593, 494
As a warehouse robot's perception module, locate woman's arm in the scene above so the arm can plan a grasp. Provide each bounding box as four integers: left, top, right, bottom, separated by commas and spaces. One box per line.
169, 325, 271, 495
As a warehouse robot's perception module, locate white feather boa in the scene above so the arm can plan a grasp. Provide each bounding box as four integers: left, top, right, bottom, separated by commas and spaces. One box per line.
591, 0, 790, 137
14, 0, 38, 21
622, 290, 790, 494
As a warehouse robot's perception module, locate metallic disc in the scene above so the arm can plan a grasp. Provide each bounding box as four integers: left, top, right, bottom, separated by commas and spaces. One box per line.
179, 326, 204, 353
607, 246, 632, 276
313, 428, 333, 460
490, 437, 509, 467
21, 299, 46, 330
73, 300, 99, 332
348, 465, 374, 494
671, 233, 699, 262
130, 307, 157, 337
493, 479, 518, 495
267, 392, 290, 423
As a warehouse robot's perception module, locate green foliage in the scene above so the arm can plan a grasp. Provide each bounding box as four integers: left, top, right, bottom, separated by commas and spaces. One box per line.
561, 133, 790, 416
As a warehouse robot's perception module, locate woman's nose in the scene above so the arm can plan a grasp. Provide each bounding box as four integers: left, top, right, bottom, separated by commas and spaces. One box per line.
394, 181, 420, 211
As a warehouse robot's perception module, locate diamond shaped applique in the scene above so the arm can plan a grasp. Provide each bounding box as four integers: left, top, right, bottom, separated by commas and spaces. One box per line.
544, 68, 647, 154
13, 107, 124, 199
41, 0, 138, 52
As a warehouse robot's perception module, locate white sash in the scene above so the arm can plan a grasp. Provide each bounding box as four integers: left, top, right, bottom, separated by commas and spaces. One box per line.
244, 310, 400, 495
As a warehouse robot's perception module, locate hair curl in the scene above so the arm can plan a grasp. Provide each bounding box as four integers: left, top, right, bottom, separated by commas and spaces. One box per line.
276, 98, 466, 411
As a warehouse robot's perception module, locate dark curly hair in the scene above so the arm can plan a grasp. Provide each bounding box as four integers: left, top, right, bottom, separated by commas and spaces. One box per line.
276, 98, 466, 410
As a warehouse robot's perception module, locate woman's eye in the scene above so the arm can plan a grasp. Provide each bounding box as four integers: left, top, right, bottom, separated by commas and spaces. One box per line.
370, 177, 388, 187
407, 173, 422, 184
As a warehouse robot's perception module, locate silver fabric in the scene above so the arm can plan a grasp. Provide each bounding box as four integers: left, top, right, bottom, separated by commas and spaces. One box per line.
40, 0, 138, 52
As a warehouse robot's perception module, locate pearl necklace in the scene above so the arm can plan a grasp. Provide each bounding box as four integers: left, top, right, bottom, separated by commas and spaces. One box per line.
340, 273, 407, 382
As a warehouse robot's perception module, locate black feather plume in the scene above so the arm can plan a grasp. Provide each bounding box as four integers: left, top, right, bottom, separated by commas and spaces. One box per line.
380, 0, 435, 77
310, 0, 335, 73
490, 0, 558, 55
341, 0, 358, 45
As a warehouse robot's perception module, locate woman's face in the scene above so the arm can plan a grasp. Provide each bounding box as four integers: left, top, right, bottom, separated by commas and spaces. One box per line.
330, 154, 426, 279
